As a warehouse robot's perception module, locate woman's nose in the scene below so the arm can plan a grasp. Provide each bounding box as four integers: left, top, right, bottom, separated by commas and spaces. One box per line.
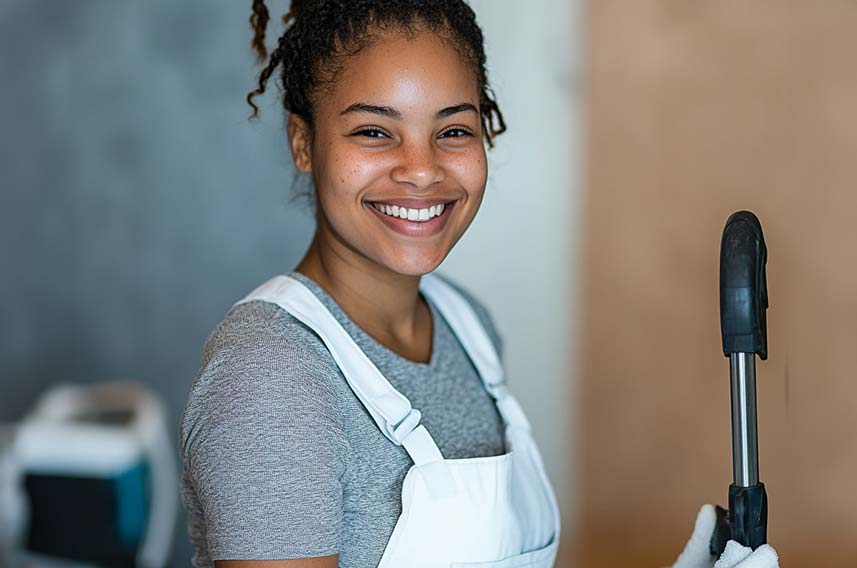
389, 140, 445, 189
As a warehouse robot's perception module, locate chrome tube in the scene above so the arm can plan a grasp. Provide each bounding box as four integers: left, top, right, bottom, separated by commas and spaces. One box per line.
730, 353, 759, 487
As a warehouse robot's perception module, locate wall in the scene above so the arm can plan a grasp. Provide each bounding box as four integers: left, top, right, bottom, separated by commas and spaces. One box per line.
0, 1, 314, 564
578, 2, 857, 566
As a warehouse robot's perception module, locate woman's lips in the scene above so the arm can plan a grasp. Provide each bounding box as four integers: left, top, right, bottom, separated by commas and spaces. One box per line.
365, 200, 456, 237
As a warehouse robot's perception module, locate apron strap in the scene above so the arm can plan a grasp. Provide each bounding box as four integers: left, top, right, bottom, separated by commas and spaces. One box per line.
419, 274, 531, 431
235, 272, 529, 471
235, 276, 442, 466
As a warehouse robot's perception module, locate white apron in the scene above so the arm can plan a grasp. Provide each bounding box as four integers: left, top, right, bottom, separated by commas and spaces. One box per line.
237, 273, 561, 567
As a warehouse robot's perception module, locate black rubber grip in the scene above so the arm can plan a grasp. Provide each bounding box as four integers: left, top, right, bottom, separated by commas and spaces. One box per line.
709, 483, 769, 555
719, 211, 769, 359
728, 482, 768, 549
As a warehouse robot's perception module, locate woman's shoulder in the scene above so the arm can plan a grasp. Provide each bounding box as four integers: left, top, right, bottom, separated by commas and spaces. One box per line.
429, 272, 504, 358
193, 299, 344, 390
180, 299, 345, 454
201, 298, 334, 367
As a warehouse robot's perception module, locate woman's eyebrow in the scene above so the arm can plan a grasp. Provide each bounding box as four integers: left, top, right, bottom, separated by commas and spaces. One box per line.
340, 103, 401, 119
435, 103, 478, 119
339, 102, 478, 120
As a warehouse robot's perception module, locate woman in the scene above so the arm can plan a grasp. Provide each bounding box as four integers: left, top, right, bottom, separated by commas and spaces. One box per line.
179, 2, 778, 567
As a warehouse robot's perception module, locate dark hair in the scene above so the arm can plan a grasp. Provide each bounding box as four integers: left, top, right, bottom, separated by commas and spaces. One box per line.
246, 0, 506, 147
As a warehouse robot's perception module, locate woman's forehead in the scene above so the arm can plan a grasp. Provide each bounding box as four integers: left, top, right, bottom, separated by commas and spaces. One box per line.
321, 31, 480, 116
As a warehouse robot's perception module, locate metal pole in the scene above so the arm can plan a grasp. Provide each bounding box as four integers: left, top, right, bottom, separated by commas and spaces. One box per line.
730, 352, 759, 487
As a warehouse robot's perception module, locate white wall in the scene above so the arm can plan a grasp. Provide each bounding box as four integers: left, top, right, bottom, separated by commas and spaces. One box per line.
440, 0, 583, 542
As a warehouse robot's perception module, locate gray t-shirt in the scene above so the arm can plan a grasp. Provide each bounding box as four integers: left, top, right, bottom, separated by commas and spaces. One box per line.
179, 271, 506, 567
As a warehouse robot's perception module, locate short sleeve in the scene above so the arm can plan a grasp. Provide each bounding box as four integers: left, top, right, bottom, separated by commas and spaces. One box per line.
180, 304, 349, 561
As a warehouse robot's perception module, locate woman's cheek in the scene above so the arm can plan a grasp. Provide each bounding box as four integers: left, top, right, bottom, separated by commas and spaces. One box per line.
453, 141, 487, 175
452, 150, 488, 199
333, 151, 389, 195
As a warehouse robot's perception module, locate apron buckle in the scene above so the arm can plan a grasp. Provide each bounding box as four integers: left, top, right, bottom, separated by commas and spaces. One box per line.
390, 408, 422, 445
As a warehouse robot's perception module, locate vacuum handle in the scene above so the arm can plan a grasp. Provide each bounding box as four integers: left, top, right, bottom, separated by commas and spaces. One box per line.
719, 211, 769, 360
713, 210, 770, 554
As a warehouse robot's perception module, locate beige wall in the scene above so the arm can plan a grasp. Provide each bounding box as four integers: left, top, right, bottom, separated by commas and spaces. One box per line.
576, 2, 857, 566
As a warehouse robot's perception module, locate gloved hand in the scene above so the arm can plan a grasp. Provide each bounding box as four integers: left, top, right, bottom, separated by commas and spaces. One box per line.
671, 504, 779, 568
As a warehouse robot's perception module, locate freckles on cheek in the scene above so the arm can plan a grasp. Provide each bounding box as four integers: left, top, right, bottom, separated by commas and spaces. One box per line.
342, 161, 380, 187
326, 156, 352, 187
337, 168, 357, 187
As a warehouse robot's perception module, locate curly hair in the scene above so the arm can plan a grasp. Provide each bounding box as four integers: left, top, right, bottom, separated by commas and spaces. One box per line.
246, 0, 506, 147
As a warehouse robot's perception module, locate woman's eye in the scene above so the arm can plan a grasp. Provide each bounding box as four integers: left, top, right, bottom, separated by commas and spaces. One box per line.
439, 128, 474, 139
354, 128, 389, 139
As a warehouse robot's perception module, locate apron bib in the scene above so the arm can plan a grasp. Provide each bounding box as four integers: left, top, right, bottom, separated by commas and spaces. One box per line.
236, 273, 561, 567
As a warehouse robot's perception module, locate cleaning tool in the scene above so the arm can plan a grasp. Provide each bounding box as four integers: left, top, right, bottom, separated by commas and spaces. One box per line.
711, 210, 769, 554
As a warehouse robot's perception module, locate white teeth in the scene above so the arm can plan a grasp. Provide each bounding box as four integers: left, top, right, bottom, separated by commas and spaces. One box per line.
370, 202, 449, 222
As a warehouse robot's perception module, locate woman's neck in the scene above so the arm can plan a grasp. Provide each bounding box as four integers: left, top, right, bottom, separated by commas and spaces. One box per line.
294, 232, 433, 363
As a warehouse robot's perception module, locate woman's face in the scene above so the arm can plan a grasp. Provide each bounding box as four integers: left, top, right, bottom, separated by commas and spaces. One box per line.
289, 30, 488, 277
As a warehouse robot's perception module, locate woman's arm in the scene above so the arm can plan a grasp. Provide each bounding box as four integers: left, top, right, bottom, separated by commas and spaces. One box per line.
215, 556, 338, 568
182, 304, 350, 566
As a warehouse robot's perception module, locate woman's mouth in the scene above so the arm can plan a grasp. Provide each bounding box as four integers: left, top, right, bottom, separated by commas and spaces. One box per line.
364, 199, 456, 237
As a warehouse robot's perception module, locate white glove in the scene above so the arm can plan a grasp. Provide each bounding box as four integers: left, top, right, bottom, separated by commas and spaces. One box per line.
671, 504, 779, 568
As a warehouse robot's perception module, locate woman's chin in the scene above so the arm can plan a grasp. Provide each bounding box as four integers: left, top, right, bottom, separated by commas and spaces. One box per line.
379, 251, 450, 277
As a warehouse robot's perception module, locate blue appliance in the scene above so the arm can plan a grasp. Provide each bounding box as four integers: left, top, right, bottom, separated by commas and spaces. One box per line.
13, 381, 177, 568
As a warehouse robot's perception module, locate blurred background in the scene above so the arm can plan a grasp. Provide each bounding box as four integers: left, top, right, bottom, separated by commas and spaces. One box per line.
1, 0, 855, 566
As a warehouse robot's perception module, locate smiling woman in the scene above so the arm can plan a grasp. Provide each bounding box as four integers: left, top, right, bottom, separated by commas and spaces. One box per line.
178, 2, 560, 568
288, 30, 489, 277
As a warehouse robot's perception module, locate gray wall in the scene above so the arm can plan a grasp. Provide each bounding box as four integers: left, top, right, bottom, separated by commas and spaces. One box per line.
1, 1, 313, 564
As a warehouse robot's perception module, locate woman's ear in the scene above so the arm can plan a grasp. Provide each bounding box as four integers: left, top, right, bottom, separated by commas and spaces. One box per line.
287, 114, 313, 173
